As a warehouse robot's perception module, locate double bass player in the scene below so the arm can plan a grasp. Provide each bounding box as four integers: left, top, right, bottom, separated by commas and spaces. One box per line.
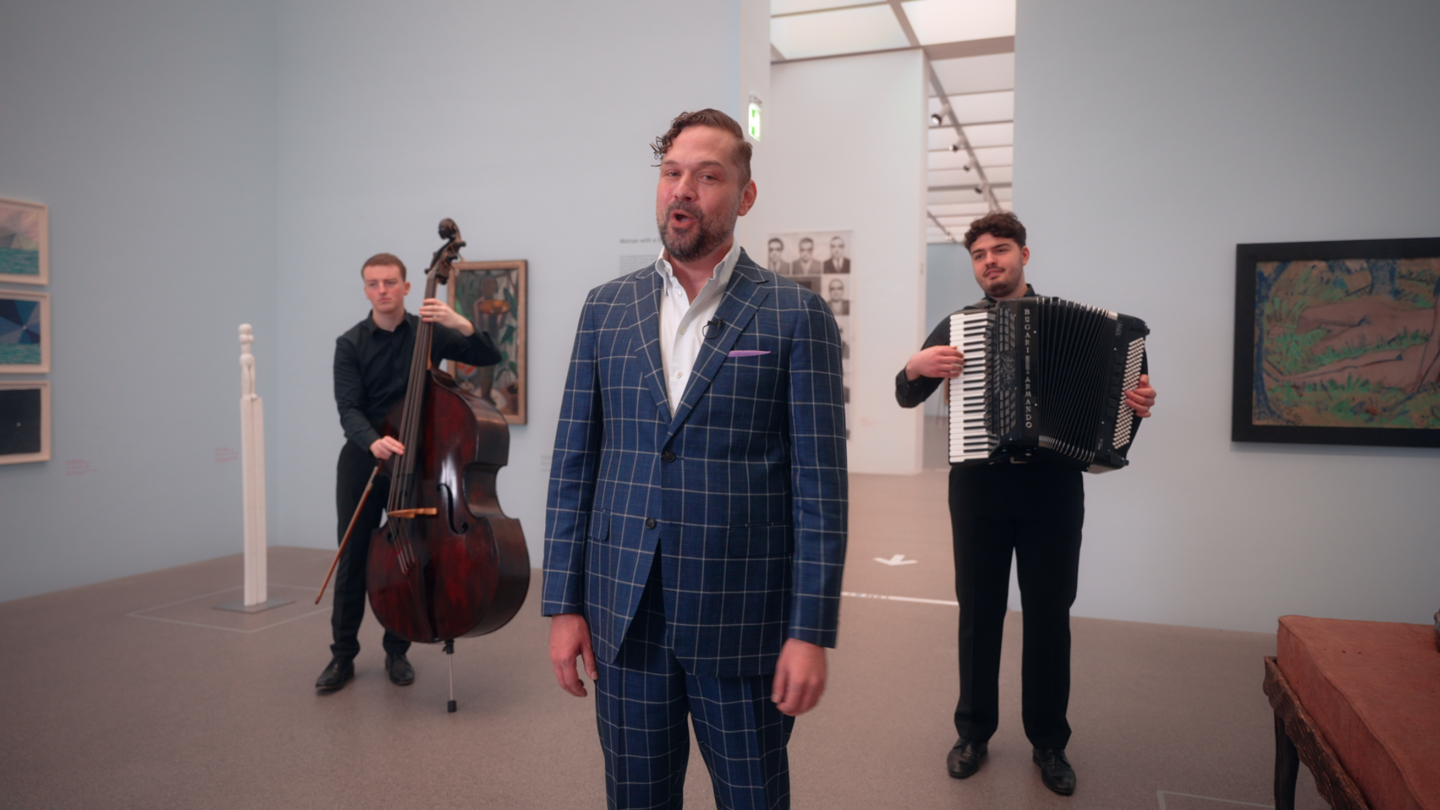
317, 252, 501, 693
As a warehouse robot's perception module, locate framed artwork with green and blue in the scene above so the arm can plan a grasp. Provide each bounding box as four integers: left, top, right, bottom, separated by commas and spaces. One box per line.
0, 198, 47, 286
0, 290, 50, 373
1232, 238, 1440, 447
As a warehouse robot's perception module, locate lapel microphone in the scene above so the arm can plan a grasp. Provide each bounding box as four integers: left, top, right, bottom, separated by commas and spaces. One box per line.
703, 318, 724, 339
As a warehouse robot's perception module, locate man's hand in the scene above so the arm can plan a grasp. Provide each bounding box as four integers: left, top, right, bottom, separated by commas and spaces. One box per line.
1125, 374, 1156, 418
905, 345, 965, 381
419, 298, 475, 336
369, 436, 405, 460
771, 638, 827, 716
549, 613, 598, 698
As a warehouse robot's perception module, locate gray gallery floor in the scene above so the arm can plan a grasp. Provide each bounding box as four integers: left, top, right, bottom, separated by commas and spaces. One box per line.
0, 468, 1326, 809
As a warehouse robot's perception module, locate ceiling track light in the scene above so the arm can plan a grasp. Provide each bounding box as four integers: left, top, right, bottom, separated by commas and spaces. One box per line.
950, 143, 961, 152
930, 113, 944, 126
962, 162, 972, 172
973, 185, 985, 195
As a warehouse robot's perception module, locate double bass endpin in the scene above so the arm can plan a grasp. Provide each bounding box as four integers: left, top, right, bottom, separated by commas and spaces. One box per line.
444, 639, 457, 713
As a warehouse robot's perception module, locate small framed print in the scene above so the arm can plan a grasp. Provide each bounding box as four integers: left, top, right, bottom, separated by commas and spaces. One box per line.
0, 290, 49, 373
0, 198, 48, 286
0, 380, 51, 464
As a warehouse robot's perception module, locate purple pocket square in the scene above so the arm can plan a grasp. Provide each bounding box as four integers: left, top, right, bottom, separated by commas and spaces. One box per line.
727, 350, 770, 358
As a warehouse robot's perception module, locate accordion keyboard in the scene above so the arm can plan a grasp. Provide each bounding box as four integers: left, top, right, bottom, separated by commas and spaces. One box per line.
949, 310, 995, 464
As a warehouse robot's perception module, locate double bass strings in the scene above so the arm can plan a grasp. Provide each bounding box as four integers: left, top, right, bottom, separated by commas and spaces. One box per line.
385, 273, 436, 578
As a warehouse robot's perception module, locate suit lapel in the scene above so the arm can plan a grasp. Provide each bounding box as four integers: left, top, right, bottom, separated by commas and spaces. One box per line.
667, 252, 771, 440
630, 265, 672, 421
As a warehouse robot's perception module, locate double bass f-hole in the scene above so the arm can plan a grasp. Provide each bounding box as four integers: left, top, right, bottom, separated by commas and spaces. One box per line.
437, 482, 468, 534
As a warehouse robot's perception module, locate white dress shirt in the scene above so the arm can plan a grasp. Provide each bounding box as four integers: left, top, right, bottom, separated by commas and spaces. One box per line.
656, 240, 741, 415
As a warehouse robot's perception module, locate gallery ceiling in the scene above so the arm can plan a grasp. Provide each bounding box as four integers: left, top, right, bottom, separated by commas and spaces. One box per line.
770, 0, 1015, 243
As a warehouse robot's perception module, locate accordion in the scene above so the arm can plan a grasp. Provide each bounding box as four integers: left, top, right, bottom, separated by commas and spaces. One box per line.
949, 296, 1149, 472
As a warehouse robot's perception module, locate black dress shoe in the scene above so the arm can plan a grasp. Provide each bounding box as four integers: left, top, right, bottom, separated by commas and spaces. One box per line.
946, 738, 988, 779
315, 658, 354, 692
1033, 748, 1076, 796
385, 653, 415, 686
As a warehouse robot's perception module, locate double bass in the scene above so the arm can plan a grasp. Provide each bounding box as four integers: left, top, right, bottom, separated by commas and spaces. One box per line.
324, 218, 529, 710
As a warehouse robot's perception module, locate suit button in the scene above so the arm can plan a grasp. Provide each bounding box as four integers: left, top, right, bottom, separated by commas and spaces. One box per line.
645, 518, 657, 529
662, 450, 676, 463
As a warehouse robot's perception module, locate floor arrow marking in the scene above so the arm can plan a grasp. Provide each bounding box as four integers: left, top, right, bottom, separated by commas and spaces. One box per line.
874, 554, 918, 566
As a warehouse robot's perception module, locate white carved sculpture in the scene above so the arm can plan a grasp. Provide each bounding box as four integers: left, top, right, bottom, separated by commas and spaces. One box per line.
239, 324, 268, 606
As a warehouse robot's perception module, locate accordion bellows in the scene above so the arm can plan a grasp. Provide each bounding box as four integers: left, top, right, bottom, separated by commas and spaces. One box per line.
949, 296, 1149, 472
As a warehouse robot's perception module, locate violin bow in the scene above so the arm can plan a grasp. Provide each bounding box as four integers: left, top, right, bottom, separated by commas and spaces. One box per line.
315, 463, 382, 604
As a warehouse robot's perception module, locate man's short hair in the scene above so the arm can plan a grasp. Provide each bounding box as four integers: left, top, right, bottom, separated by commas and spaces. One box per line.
768, 237, 784, 250
830, 236, 844, 246
361, 252, 407, 280
963, 211, 1027, 250
651, 109, 753, 189
800, 237, 814, 249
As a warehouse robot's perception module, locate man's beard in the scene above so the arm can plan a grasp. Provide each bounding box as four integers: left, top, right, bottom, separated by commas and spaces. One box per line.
657, 197, 739, 263
982, 269, 1022, 298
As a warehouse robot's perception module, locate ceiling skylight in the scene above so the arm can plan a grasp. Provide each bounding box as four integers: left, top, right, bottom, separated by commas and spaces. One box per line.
902, 0, 1016, 45
770, 5, 910, 60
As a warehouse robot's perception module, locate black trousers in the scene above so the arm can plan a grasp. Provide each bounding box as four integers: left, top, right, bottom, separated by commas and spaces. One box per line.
950, 461, 1084, 751
331, 441, 410, 661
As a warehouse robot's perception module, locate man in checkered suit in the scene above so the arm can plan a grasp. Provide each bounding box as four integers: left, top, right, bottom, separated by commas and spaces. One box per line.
543, 109, 849, 810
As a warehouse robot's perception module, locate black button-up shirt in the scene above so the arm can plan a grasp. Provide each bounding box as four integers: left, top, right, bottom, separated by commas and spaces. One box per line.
334, 312, 502, 451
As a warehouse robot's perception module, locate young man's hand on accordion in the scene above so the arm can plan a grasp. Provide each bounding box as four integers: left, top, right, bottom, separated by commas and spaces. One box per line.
905, 345, 965, 381
1124, 374, 1157, 418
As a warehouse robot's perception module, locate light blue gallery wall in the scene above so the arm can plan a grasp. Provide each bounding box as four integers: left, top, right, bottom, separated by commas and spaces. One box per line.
0, 0, 748, 602
271, 0, 746, 564
1016, 0, 1440, 631
0, 1, 280, 601
924, 242, 971, 417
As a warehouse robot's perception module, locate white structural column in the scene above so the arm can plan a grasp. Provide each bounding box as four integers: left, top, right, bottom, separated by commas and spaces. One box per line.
238, 324, 268, 606
764, 49, 928, 474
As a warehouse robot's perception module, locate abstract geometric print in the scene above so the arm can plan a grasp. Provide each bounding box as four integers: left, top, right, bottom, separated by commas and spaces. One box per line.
0, 297, 42, 366
0, 298, 41, 342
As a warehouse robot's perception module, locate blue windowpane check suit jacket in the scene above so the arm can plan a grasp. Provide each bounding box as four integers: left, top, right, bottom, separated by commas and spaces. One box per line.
542, 249, 848, 679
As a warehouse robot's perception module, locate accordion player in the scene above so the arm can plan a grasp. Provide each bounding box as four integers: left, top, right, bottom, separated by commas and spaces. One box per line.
949, 296, 1149, 472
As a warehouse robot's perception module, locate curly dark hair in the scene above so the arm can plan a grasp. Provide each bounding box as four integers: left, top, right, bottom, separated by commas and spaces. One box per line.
651, 109, 753, 189
962, 211, 1027, 250
361, 252, 407, 280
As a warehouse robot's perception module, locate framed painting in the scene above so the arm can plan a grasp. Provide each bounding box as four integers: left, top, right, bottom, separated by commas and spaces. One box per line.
1232, 238, 1440, 447
0, 381, 51, 464
0, 290, 50, 373
447, 260, 526, 424
0, 198, 48, 286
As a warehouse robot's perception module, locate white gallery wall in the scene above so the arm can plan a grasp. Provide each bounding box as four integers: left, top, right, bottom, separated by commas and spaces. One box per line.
0, 1, 280, 601
1016, 0, 1440, 631
757, 50, 930, 474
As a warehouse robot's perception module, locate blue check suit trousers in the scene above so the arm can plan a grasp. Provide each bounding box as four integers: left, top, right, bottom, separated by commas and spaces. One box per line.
596, 557, 795, 810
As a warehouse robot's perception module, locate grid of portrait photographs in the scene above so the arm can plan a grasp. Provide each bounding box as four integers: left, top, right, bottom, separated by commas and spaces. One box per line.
766, 230, 853, 437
